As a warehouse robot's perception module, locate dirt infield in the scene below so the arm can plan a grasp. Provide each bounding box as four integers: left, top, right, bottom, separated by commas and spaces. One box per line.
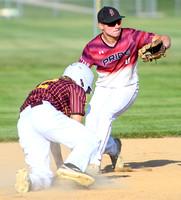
0, 137, 181, 200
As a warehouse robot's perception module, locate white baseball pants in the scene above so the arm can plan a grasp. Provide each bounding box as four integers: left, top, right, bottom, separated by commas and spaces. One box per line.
17, 101, 100, 191
85, 83, 139, 166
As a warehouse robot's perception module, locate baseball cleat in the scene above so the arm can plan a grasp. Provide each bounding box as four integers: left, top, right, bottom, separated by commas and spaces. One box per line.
86, 163, 100, 176
15, 168, 30, 193
56, 163, 94, 186
109, 138, 123, 169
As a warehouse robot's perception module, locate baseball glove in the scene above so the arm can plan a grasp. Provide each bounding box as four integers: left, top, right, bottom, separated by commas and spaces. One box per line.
138, 40, 168, 62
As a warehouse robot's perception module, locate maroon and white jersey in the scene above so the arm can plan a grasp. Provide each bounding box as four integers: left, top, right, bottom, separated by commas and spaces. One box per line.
79, 28, 155, 87
20, 78, 86, 117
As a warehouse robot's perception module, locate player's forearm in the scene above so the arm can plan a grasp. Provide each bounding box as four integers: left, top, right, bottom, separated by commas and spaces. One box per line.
71, 114, 83, 123
152, 34, 171, 49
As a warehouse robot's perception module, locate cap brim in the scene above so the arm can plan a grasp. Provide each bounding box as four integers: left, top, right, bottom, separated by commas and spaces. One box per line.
104, 16, 125, 24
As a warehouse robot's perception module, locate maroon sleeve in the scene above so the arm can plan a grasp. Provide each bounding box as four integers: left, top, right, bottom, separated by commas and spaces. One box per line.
78, 35, 103, 68
69, 84, 86, 116
136, 30, 155, 49
79, 44, 93, 68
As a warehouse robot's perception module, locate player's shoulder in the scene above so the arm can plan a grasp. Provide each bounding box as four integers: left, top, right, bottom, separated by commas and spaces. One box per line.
60, 78, 85, 92
58, 78, 73, 89
86, 34, 102, 46
123, 27, 154, 35
122, 27, 151, 39
122, 27, 139, 34
59, 77, 75, 85
71, 83, 86, 97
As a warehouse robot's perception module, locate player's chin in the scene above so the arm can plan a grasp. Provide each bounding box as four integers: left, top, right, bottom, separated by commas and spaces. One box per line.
112, 32, 121, 38
113, 30, 121, 36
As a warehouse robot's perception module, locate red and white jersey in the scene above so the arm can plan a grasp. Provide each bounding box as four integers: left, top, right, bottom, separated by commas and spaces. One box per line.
79, 28, 155, 88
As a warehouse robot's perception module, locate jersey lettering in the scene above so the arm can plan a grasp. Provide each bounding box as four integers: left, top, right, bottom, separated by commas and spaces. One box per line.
125, 57, 130, 65
79, 56, 90, 67
109, 55, 115, 62
102, 50, 130, 67
37, 79, 59, 89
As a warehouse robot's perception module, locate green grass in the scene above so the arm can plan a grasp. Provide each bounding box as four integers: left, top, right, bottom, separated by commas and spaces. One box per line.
0, 7, 181, 141
112, 63, 181, 138
0, 12, 93, 67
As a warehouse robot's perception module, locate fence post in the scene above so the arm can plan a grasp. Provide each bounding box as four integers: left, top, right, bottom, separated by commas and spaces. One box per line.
150, 0, 157, 17
93, 0, 101, 37
136, 0, 142, 17
175, 0, 180, 16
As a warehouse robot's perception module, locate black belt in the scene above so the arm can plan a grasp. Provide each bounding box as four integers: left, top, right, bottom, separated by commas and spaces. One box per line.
30, 100, 43, 108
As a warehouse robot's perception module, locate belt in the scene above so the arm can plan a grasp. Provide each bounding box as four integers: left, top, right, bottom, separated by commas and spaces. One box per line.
30, 100, 43, 108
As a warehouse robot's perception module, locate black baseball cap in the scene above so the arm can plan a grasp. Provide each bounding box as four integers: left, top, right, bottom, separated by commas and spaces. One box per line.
97, 6, 125, 24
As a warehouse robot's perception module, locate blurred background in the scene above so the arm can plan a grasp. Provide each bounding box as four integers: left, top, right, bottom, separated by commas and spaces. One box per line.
0, 0, 180, 67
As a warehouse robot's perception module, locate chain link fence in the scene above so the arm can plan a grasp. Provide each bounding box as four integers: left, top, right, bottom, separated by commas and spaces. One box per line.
101, 0, 181, 17
0, 0, 180, 18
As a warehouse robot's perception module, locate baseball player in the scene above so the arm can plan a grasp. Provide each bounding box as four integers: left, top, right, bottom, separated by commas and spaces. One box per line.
78, 6, 171, 174
15, 62, 101, 193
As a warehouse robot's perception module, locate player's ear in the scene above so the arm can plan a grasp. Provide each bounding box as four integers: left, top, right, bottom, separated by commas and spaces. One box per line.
98, 23, 104, 30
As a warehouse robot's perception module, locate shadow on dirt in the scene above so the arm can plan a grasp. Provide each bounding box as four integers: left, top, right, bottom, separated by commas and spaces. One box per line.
102, 159, 181, 173
125, 159, 181, 169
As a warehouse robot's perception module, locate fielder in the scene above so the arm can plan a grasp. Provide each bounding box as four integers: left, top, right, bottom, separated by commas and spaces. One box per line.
15, 62, 100, 193
79, 6, 171, 174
